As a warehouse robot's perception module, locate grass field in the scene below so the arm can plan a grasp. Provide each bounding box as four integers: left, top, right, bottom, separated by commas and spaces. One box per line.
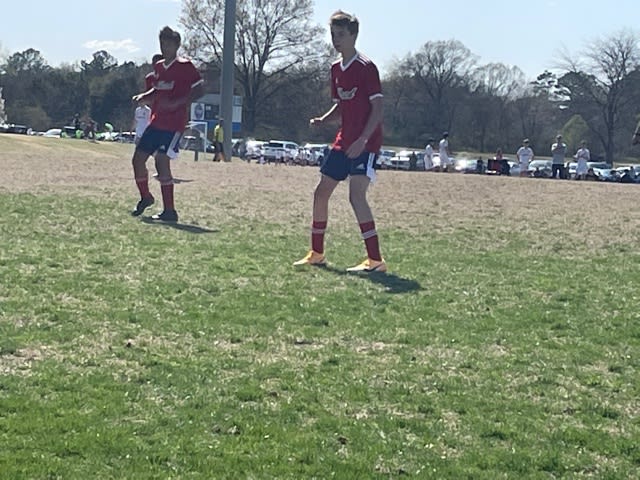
1, 134, 639, 479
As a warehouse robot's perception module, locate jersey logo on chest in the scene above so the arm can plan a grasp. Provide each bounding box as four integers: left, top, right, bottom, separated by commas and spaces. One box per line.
337, 86, 358, 101
156, 80, 175, 91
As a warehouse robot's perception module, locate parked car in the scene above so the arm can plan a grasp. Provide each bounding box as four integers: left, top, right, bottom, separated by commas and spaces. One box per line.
244, 139, 266, 160
303, 143, 329, 166
593, 167, 620, 182
454, 158, 482, 174
114, 131, 136, 143
527, 159, 553, 178
262, 140, 300, 163
508, 161, 521, 176
388, 150, 425, 170
43, 128, 62, 138
376, 149, 397, 169
587, 161, 609, 169
0, 123, 29, 134
614, 165, 640, 178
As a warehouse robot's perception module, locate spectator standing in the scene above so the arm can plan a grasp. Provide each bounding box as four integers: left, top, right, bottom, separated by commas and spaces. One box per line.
424, 139, 434, 171
439, 132, 451, 172
575, 140, 590, 180
213, 119, 225, 162
73, 113, 81, 134
551, 134, 567, 179
408, 151, 418, 170
516, 139, 534, 177
85, 118, 97, 141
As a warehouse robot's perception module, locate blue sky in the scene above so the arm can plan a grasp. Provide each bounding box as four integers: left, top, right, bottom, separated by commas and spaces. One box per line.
1, 0, 638, 80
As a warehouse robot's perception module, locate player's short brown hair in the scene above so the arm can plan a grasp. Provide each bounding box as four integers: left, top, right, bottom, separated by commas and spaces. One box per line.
159, 26, 181, 46
330, 10, 359, 36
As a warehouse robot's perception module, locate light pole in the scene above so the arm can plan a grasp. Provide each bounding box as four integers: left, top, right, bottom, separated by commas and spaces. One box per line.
220, 0, 236, 161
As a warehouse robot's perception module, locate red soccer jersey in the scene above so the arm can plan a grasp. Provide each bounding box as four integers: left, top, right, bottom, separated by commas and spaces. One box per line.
331, 52, 383, 153
149, 57, 203, 132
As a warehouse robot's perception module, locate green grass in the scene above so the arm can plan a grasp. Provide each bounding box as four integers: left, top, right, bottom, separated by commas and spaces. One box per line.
0, 136, 639, 478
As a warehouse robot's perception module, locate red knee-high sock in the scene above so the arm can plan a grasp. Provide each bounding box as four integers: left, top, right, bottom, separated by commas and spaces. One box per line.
359, 221, 382, 261
311, 220, 327, 254
159, 178, 175, 211
135, 171, 151, 198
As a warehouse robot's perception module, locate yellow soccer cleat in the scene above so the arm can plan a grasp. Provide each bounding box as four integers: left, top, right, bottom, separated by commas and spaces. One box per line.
346, 258, 387, 273
293, 250, 326, 266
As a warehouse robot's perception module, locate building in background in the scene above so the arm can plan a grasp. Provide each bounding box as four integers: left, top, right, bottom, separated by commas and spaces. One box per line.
191, 93, 242, 135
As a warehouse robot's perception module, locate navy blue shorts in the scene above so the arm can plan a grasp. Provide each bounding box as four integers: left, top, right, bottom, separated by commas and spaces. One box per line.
137, 126, 183, 159
320, 150, 377, 181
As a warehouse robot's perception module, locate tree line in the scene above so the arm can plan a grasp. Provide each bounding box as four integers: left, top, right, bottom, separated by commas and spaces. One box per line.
1, 0, 640, 163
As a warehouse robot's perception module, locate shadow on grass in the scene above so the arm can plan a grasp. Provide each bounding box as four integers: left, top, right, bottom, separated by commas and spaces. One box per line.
141, 217, 219, 234
151, 175, 194, 184
321, 265, 423, 294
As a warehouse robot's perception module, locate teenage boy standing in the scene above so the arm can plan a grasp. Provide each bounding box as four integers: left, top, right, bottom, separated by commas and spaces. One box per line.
130, 27, 204, 222
294, 10, 385, 272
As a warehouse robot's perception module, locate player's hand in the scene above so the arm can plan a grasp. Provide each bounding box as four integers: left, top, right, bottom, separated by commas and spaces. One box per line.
346, 136, 367, 159
133, 92, 153, 105
633, 133, 640, 145
309, 117, 323, 127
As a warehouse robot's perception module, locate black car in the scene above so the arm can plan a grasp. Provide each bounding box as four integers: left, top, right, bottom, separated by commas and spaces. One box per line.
0, 123, 29, 134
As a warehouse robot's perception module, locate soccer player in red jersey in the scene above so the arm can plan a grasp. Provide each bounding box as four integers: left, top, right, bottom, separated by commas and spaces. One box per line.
144, 53, 164, 91
130, 27, 204, 222
294, 10, 386, 272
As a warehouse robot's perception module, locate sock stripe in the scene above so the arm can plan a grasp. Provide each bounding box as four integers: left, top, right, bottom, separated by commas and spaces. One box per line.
361, 229, 377, 240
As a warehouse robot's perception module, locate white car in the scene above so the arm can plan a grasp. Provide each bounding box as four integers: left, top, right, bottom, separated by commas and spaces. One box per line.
376, 149, 397, 169
262, 140, 300, 163
388, 150, 425, 170
508, 161, 521, 176
303, 143, 329, 166
244, 139, 266, 160
43, 128, 62, 138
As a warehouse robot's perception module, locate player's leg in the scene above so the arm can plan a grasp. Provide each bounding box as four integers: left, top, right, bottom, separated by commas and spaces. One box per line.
131, 130, 155, 216
294, 150, 346, 266
150, 132, 182, 222
151, 152, 177, 222
346, 153, 386, 273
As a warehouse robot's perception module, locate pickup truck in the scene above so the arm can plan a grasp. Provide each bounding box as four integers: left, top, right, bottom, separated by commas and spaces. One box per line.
262, 140, 300, 164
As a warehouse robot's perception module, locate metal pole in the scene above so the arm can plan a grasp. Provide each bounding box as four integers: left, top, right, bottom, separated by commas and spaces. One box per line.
220, 0, 236, 161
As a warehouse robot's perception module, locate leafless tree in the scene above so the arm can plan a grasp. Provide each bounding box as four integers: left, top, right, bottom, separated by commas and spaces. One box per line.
401, 40, 478, 134
470, 63, 526, 151
557, 29, 640, 163
180, 0, 325, 133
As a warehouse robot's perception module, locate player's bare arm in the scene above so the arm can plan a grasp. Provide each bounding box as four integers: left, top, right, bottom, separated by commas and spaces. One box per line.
345, 96, 383, 159
310, 103, 340, 126
132, 88, 156, 104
